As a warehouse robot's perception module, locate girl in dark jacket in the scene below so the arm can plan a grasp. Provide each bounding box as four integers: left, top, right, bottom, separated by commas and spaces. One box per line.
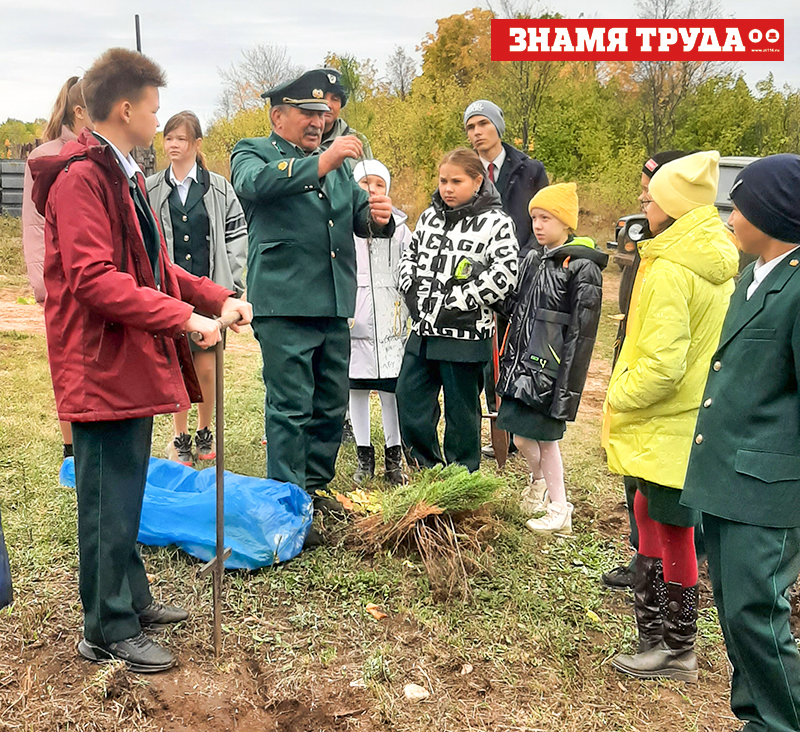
497, 183, 607, 534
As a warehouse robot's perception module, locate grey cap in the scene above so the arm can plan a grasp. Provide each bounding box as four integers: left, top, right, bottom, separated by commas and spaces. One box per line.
464, 100, 505, 138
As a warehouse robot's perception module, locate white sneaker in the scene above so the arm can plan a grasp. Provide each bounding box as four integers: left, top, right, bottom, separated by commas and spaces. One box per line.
520, 476, 548, 515
526, 501, 573, 536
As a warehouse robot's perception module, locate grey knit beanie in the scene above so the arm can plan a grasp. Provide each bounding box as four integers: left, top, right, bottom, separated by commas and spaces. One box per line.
464, 100, 505, 138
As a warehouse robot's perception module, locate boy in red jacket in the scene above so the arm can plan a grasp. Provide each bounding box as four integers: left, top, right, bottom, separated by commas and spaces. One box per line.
30, 48, 251, 672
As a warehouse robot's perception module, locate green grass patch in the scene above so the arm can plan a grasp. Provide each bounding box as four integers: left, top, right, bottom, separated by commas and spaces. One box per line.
0, 270, 734, 731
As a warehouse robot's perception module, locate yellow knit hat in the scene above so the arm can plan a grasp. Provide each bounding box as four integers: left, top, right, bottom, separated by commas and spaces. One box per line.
528, 182, 579, 230
649, 150, 720, 219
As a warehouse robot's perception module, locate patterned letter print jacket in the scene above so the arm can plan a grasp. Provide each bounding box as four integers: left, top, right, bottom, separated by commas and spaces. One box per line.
399, 182, 518, 342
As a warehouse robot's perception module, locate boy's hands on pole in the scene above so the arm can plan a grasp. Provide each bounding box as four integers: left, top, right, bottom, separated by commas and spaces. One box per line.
185, 313, 222, 348
220, 297, 253, 333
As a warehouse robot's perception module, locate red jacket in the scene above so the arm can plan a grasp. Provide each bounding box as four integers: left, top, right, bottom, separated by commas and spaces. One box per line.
29, 129, 234, 422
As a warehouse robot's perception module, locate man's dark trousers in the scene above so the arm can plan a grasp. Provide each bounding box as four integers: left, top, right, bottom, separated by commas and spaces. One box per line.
252, 316, 349, 492
71, 417, 154, 646
397, 341, 484, 473
703, 513, 800, 732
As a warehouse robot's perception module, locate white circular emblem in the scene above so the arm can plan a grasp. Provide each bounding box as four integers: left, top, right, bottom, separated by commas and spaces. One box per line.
328, 74, 337, 84
766, 29, 780, 43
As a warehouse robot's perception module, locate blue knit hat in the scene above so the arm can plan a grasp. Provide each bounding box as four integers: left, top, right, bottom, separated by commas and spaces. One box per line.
464, 100, 506, 138
730, 154, 800, 244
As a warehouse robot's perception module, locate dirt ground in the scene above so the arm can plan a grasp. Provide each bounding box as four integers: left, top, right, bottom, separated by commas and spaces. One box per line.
0, 266, 747, 732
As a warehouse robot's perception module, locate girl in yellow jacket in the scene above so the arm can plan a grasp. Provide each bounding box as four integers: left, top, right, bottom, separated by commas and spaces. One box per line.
603, 151, 739, 682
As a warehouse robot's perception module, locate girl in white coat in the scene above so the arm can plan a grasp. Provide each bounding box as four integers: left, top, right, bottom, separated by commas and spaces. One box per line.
349, 161, 412, 484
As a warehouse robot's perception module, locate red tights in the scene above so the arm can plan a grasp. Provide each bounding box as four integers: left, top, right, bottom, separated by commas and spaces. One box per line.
634, 490, 698, 587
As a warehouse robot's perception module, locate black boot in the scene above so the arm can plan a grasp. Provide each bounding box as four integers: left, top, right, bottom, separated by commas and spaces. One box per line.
611, 581, 698, 683
384, 445, 404, 486
634, 554, 664, 653
353, 445, 375, 484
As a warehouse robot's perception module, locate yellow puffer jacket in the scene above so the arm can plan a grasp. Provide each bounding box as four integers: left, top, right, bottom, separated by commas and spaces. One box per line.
602, 204, 739, 489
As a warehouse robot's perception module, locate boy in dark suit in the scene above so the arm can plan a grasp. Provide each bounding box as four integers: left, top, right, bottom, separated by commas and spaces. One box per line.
682, 154, 800, 731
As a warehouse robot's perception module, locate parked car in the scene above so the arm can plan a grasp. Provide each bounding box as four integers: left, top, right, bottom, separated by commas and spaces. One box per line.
607, 155, 760, 315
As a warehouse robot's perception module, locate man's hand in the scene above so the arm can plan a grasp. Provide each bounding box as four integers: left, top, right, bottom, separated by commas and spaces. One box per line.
184, 313, 221, 349
220, 297, 253, 333
369, 194, 392, 226
318, 135, 363, 177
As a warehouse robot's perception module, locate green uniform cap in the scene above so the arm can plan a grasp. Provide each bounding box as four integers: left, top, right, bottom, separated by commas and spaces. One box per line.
262, 70, 332, 111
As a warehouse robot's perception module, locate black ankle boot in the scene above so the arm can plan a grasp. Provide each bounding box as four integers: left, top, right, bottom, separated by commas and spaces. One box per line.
353, 445, 375, 484
384, 445, 404, 486
634, 554, 664, 652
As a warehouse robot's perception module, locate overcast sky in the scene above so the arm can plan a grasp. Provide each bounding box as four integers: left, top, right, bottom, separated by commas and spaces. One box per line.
1, 0, 798, 129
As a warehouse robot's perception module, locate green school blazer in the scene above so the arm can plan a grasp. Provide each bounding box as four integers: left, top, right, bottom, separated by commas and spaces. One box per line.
682, 253, 800, 527
231, 132, 393, 318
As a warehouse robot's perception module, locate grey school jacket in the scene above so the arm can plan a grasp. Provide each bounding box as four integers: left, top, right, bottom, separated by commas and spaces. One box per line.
146, 165, 248, 296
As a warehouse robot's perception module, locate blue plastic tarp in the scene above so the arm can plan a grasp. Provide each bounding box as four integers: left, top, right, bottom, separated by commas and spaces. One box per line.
60, 457, 312, 570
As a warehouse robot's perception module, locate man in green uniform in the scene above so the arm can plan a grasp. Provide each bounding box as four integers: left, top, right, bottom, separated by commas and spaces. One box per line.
681, 154, 800, 732
231, 70, 394, 497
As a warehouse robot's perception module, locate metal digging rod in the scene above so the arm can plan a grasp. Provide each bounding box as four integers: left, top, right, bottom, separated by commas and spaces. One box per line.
192, 312, 240, 656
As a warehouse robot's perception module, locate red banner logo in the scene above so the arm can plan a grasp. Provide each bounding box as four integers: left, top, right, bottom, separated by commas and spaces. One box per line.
491, 19, 784, 61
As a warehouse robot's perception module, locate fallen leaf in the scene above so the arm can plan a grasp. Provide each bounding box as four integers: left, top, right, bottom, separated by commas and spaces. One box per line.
586, 609, 601, 623
460, 664, 473, 676
365, 603, 388, 620
350, 678, 367, 688
404, 683, 430, 701
335, 492, 354, 510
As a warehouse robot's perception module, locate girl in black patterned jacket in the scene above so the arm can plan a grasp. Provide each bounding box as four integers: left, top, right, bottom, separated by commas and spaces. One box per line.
397, 148, 518, 472
497, 183, 607, 535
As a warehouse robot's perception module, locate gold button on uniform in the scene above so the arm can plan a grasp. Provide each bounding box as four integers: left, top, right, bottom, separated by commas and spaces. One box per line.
182, 215, 188, 222
183, 234, 190, 241
695, 434, 704, 445
185, 254, 191, 260
703, 398, 712, 408
331, 251, 336, 258
713, 361, 721, 371
328, 220, 334, 227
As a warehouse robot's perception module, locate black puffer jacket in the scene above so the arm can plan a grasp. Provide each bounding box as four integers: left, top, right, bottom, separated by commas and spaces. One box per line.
497, 238, 608, 421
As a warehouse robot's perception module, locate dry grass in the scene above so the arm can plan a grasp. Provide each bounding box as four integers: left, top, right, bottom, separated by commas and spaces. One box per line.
0, 217, 740, 732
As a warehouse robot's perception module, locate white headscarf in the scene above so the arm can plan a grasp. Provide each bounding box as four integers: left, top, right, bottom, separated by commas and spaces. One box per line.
352, 159, 391, 194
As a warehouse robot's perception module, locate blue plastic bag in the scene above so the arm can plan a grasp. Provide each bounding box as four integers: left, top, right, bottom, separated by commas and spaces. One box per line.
60, 457, 312, 570
0, 507, 12, 609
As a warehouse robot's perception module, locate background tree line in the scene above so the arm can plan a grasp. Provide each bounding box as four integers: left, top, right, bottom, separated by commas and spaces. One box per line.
3, 4, 800, 229
200, 5, 800, 228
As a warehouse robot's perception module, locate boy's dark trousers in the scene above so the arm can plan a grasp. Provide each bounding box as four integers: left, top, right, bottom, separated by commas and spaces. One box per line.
703, 513, 800, 732
397, 340, 484, 473
72, 418, 154, 646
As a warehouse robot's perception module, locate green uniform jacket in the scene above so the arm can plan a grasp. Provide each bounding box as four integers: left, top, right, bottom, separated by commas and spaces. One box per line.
682, 254, 800, 527
231, 132, 393, 318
